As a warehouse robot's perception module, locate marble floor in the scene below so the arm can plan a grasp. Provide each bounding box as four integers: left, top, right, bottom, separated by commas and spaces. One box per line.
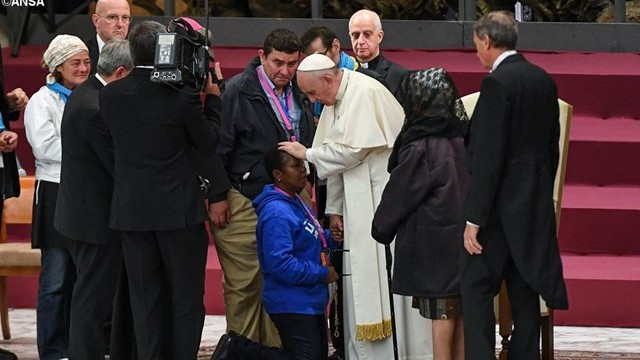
1, 308, 639, 359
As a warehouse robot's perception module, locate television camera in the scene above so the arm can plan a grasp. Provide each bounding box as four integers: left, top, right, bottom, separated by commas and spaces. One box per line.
151, 18, 217, 91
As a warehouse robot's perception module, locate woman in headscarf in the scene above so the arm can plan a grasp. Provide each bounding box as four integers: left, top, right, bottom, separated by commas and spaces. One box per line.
23, 34, 90, 360
372, 68, 470, 360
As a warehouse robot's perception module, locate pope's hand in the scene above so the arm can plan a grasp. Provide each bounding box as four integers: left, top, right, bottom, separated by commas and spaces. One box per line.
278, 141, 308, 160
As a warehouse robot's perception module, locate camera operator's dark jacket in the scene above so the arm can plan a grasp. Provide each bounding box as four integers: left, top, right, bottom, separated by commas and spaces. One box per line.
215, 56, 315, 200
101, 68, 224, 231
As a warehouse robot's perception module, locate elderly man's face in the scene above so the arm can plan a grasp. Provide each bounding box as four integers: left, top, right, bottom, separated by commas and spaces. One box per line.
349, 13, 383, 63
473, 32, 494, 70
259, 49, 300, 91
297, 72, 337, 106
92, 0, 131, 42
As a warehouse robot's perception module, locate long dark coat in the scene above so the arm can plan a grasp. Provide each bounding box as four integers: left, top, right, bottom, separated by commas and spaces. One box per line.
54, 75, 117, 246
372, 136, 469, 297
463, 54, 568, 309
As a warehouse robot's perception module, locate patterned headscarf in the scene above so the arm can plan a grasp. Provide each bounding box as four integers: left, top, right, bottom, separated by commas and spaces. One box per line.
388, 67, 470, 171
43, 34, 88, 84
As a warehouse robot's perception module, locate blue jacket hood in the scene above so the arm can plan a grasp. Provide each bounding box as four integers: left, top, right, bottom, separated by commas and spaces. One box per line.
253, 184, 298, 215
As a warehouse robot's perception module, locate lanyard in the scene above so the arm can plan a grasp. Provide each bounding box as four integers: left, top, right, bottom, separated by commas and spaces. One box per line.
257, 67, 297, 142
274, 187, 329, 264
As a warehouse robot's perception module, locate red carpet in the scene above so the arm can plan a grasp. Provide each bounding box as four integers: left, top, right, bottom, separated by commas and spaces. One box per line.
3, 46, 640, 326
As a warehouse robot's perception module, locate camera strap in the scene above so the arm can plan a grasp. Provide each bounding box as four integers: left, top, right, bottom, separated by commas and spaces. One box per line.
257, 66, 297, 142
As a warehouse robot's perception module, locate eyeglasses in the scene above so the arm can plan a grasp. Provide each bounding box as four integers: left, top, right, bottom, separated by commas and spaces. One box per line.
97, 14, 132, 24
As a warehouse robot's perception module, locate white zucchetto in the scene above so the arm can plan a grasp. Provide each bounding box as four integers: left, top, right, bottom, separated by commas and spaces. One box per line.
297, 53, 336, 72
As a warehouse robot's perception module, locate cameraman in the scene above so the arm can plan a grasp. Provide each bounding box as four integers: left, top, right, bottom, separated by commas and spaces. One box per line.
99, 20, 227, 359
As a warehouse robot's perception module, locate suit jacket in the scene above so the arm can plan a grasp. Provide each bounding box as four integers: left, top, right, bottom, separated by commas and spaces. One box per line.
365, 53, 408, 98
101, 67, 223, 231
85, 35, 99, 74
54, 75, 119, 246
0, 50, 20, 199
463, 53, 568, 309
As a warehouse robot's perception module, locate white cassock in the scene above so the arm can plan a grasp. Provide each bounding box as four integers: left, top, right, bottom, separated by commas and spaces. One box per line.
306, 69, 432, 360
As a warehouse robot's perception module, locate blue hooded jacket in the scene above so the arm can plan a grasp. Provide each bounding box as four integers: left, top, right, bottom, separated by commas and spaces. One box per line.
253, 184, 334, 315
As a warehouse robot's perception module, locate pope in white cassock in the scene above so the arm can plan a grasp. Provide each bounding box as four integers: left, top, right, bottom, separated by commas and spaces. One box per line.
279, 54, 432, 360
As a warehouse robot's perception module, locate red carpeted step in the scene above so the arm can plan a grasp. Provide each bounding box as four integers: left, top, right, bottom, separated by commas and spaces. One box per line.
204, 244, 225, 315
558, 185, 640, 255
564, 116, 640, 186
556, 254, 640, 327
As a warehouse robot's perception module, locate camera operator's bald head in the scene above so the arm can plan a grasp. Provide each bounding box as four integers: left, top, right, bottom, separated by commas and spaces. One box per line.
93, 0, 131, 43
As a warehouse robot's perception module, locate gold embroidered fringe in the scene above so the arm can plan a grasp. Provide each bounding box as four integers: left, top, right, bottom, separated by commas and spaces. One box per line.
355, 318, 393, 341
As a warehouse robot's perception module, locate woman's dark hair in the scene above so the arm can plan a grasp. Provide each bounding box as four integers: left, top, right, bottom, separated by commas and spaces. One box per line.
264, 147, 296, 181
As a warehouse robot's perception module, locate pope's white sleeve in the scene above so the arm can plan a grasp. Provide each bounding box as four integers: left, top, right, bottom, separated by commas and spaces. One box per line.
308, 143, 368, 180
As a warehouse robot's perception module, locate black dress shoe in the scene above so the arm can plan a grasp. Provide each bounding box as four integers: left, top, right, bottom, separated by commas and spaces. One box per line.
0, 348, 17, 360
210, 333, 231, 360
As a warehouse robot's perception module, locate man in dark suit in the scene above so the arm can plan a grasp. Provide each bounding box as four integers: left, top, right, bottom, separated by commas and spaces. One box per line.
54, 38, 133, 360
86, 0, 131, 71
348, 9, 408, 98
100, 21, 226, 359
0, 39, 28, 360
461, 11, 568, 360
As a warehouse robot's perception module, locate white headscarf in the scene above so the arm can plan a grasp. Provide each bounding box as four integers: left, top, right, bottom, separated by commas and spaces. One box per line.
43, 34, 88, 84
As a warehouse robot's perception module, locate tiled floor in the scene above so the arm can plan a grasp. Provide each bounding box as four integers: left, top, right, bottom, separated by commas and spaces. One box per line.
1, 308, 639, 359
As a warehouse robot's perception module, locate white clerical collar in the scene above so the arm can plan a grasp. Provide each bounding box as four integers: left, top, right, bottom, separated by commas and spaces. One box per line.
491, 50, 517, 71
335, 69, 350, 103
95, 73, 107, 86
96, 33, 106, 53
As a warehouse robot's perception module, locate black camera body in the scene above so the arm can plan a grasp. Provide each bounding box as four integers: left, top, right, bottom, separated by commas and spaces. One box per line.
151, 18, 210, 91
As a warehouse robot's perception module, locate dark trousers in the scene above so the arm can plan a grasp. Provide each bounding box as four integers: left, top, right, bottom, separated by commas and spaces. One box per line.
110, 262, 138, 360
271, 314, 328, 360
121, 224, 208, 360
37, 247, 75, 360
68, 240, 122, 360
460, 215, 541, 360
